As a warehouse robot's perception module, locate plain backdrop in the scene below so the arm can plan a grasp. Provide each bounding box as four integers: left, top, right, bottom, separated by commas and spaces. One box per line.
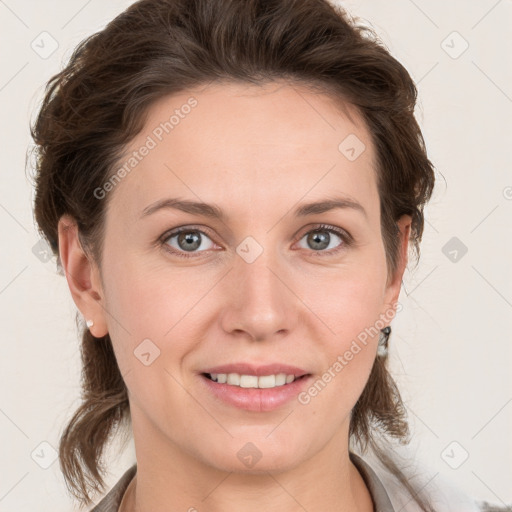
0, 0, 511, 510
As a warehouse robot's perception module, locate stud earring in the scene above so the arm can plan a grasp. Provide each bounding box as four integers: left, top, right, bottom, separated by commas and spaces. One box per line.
377, 326, 391, 357
86, 319, 94, 329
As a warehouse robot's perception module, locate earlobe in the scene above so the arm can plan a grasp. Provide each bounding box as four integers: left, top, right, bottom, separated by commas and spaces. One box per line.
57, 215, 109, 338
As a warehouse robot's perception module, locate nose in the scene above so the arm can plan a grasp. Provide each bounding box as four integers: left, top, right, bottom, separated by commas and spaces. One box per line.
219, 248, 299, 343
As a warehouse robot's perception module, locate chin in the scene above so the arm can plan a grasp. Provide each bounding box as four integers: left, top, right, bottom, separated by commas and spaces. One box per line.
197, 433, 310, 475
211, 453, 302, 475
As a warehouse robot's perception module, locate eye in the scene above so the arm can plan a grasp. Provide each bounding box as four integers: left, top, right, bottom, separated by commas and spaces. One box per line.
158, 223, 353, 260
295, 224, 352, 255
161, 227, 218, 258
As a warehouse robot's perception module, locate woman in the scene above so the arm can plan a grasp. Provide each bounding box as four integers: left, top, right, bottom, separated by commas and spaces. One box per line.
29, 0, 507, 511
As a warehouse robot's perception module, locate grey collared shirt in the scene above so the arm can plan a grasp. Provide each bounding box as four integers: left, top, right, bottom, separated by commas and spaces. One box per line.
90, 452, 504, 512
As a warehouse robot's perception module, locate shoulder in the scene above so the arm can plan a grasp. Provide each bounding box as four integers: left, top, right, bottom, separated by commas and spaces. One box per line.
351, 451, 510, 512
476, 503, 512, 512
89, 464, 137, 512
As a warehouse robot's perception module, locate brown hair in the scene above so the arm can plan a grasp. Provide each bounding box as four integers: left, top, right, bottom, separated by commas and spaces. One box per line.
29, 0, 436, 509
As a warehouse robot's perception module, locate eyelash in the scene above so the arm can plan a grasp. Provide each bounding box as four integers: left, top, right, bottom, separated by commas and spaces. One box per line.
158, 223, 353, 259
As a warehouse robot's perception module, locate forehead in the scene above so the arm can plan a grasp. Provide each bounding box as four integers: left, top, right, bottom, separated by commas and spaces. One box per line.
106, 80, 379, 225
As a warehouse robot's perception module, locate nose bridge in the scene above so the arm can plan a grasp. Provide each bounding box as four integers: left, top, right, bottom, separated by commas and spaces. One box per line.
221, 238, 296, 340
237, 242, 285, 310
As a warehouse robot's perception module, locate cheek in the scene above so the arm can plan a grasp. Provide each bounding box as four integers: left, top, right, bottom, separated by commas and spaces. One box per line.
101, 254, 214, 379
102, 254, 189, 334
295, 256, 388, 339
99, 256, 171, 370
100, 259, 198, 423
296, 277, 381, 423
293, 258, 386, 392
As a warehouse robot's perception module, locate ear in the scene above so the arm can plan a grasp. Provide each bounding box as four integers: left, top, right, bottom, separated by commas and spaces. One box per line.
57, 214, 109, 338
381, 214, 412, 318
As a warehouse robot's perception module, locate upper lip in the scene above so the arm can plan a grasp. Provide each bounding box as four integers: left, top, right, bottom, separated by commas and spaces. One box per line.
201, 363, 309, 377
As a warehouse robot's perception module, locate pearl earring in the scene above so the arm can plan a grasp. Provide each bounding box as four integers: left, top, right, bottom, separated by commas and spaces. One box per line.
86, 319, 94, 328
377, 326, 391, 357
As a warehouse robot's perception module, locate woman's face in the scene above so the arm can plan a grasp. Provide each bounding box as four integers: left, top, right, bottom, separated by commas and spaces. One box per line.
82, 81, 410, 473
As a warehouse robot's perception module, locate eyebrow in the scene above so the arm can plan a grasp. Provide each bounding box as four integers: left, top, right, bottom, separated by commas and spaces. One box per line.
140, 196, 367, 221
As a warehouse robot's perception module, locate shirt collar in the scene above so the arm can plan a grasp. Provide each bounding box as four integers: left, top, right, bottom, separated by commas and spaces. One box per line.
92, 454, 396, 512
350, 451, 396, 512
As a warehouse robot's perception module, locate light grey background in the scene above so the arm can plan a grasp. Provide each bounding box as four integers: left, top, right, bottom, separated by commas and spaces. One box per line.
0, 0, 511, 510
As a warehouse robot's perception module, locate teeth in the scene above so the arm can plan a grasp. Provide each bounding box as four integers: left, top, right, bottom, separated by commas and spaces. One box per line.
227, 373, 240, 385
275, 374, 286, 386
257, 375, 275, 388
208, 372, 298, 389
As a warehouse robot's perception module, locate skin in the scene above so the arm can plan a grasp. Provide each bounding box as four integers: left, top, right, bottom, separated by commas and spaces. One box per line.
58, 80, 411, 512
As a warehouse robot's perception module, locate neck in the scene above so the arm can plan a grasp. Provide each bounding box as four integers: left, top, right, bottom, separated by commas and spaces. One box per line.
124, 413, 374, 512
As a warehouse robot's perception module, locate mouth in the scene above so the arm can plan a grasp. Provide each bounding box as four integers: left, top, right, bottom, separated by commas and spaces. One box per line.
202, 372, 310, 389
198, 364, 313, 412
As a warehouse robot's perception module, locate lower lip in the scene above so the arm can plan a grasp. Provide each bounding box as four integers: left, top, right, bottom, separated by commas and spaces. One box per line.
199, 374, 312, 412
